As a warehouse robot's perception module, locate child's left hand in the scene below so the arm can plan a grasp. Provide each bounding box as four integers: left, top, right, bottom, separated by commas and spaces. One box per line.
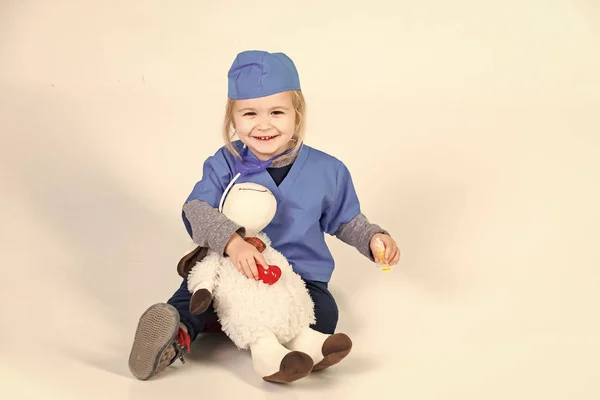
370, 233, 401, 265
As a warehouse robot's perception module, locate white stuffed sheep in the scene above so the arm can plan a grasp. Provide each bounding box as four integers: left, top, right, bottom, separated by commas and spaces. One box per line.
181, 182, 352, 383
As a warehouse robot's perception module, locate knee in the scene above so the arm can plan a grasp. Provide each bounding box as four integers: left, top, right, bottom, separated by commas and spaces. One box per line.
312, 299, 339, 335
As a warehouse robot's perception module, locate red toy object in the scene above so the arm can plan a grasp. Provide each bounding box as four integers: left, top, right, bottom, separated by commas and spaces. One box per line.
177, 327, 191, 353
257, 264, 281, 285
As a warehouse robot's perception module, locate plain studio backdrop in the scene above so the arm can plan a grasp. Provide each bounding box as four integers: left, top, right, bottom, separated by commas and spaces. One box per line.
1, 1, 599, 399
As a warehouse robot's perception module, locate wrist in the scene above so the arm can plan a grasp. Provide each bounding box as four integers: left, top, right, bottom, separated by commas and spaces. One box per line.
224, 233, 244, 255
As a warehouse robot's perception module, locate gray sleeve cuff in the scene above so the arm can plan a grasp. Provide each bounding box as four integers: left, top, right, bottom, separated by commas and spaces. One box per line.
335, 213, 388, 261
182, 200, 246, 255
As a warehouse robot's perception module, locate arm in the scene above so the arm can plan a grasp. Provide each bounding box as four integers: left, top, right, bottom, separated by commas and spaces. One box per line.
320, 161, 398, 264
181, 147, 268, 283
334, 213, 388, 261
184, 200, 268, 279
183, 200, 245, 256
182, 149, 246, 255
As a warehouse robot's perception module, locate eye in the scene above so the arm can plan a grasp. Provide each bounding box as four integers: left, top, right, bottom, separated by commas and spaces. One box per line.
243, 112, 256, 116
271, 110, 284, 115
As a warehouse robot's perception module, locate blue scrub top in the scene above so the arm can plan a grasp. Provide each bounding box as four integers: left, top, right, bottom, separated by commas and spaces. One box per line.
184, 141, 361, 282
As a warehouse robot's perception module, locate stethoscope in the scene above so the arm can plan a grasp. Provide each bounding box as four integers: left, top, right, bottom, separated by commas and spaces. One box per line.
218, 143, 299, 212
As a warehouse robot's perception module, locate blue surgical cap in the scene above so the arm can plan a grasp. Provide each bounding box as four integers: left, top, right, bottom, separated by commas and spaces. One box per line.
227, 50, 301, 100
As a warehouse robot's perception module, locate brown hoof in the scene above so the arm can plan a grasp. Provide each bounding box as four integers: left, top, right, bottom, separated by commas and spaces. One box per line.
312, 333, 353, 372
189, 289, 212, 315
263, 351, 313, 383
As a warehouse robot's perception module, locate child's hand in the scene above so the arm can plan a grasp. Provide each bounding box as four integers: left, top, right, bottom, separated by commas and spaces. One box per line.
370, 233, 400, 265
224, 234, 268, 280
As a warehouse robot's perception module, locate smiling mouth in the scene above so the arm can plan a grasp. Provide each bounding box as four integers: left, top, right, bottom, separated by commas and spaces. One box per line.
252, 135, 280, 141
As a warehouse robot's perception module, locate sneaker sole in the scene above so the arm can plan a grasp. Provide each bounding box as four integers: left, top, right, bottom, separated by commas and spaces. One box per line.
128, 303, 180, 380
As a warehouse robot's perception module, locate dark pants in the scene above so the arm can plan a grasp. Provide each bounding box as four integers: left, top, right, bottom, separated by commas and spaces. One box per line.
167, 279, 339, 341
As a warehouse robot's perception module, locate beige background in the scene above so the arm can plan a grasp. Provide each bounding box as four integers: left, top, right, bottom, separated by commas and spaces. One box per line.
1, 0, 599, 399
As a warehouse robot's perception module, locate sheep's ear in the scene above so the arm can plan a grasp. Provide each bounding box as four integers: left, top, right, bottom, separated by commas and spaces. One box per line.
177, 246, 209, 278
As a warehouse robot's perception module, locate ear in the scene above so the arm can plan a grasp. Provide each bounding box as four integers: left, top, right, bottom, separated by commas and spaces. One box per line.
177, 246, 209, 279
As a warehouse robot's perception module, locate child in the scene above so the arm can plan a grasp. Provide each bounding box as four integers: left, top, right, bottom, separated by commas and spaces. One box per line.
128, 50, 400, 381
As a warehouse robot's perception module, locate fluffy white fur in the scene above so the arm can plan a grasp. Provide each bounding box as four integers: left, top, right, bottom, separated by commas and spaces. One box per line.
185, 182, 337, 379
187, 232, 316, 349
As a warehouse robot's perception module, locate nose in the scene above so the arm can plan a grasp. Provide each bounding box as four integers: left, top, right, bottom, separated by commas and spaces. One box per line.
256, 113, 272, 130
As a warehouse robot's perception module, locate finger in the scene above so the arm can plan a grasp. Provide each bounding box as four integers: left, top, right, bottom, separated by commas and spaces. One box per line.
370, 244, 379, 262
375, 239, 394, 263
249, 258, 259, 280
241, 259, 254, 279
391, 249, 400, 265
238, 260, 246, 275
245, 258, 259, 280
372, 241, 385, 263
384, 241, 392, 262
393, 252, 400, 265
256, 254, 269, 270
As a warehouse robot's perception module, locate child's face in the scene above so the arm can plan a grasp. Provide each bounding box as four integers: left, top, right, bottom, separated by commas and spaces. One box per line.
232, 91, 296, 161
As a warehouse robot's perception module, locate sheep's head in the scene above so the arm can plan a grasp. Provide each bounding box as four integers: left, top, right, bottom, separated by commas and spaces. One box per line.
222, 182, 277, 237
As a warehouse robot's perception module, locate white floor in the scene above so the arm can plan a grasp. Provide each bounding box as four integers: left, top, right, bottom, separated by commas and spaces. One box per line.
2, 1, 600, 399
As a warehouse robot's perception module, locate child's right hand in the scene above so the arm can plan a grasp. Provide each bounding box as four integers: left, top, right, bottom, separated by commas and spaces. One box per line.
224, 234, 268, 280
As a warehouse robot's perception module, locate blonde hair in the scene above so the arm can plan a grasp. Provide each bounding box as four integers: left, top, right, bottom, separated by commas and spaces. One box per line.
222, 90, 306, 161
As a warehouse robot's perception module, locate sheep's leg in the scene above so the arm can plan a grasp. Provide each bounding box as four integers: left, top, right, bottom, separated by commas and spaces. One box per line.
249, 332, 313, 383
285, 327, 352, 372
186, 253, 220, 315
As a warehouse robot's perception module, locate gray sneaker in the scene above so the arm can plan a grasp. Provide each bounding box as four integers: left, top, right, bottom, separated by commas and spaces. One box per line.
128, 303, 189, 380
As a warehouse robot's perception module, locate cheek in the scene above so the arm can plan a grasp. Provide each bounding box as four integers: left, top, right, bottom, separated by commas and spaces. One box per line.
234, 118, 254, 135
272, 116, 296, 135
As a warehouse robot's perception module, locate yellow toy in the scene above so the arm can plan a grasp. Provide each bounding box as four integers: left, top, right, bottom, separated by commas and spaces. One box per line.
373, 237, 392, 273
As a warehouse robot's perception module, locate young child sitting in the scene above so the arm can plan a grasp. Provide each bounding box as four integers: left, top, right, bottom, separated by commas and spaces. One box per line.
128, 50, 400, 380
